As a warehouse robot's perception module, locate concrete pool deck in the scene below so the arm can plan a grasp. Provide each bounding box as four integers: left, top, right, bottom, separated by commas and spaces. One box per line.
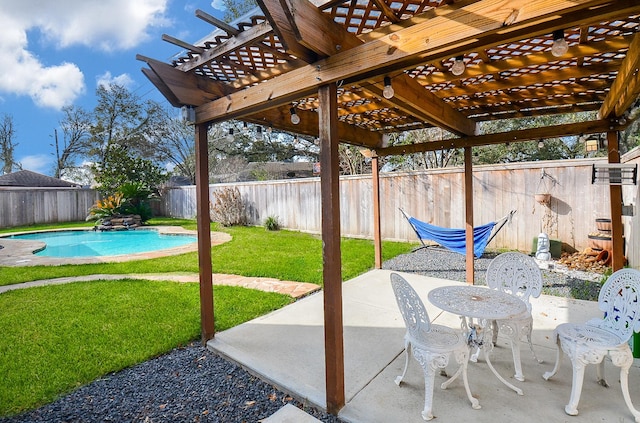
0, 226, 230, 266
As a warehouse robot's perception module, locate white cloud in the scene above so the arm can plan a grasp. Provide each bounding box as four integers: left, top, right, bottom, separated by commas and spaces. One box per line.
0, 0, 170, 110
19, 154, 54, 175
211, 0, 226, 11
96, 72, 135, 90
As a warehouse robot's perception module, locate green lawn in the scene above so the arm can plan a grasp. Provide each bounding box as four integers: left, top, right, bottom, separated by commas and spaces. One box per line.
0, 218, 415, 417
0, 219, 415, 286
0, 280, 292, 416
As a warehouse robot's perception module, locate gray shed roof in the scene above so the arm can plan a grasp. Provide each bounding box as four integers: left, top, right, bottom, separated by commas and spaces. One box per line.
0, 170, 81, 187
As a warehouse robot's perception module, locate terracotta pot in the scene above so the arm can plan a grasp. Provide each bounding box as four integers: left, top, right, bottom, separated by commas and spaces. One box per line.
588, 234, 612, 251
534, 193, 551, 205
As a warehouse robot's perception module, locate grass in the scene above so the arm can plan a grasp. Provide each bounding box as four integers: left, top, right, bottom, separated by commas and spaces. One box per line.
0, 219, 415, 286
0, 279, 292, 416
0, 218, 415, 417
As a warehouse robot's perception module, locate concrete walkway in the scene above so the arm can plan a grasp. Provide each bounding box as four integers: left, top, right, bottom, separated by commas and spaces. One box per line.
208, 269, 640, 423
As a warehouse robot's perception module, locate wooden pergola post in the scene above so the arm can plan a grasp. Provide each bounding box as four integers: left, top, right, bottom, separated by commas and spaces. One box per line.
464, 146, 475, 284
607, 130, 625, 271
318, 83, 345, 413
372, 155, 382, 269
195, 122, 215, 342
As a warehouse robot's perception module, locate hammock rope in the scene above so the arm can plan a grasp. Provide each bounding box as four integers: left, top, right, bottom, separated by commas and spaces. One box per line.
400, 209, 516, 258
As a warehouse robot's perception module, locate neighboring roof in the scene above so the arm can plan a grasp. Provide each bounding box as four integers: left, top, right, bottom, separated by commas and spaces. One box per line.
137, 0, 640, 154
0, 170, 81, 188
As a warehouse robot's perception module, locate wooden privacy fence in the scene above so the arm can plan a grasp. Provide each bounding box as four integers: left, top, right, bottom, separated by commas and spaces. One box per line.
0, 188, 100, 229
158, 157, 639, 268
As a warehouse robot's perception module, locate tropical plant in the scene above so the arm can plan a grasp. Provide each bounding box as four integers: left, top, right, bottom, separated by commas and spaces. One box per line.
86, 192, 124, 220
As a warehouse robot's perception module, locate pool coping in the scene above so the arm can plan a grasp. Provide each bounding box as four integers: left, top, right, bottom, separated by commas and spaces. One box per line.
0, 226, 231, 267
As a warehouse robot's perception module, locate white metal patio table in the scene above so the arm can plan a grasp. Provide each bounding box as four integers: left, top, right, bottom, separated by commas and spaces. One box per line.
428, 285, 528, 395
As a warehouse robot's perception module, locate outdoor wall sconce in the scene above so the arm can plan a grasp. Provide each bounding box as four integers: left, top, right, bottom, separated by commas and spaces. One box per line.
551, 29, 569, 57
180, 105, 195, 123
451, 56, 466, 76
592, 163, 638, 185
290, 107, 301, 125
383, 76, 395, 99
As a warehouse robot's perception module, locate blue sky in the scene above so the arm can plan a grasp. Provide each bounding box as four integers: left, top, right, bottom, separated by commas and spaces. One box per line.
0, 0, 228, 176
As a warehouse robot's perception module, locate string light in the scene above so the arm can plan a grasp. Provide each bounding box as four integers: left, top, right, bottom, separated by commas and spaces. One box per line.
451, 56, 466, 76
551, 29, 569, 57
382, 76, 394, 99
290, 107, 300, 125
256, 126, 263, 141
242, 121, 249, 134
226, 128, 234, 142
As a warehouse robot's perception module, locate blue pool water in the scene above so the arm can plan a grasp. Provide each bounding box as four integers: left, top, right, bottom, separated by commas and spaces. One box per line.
7, 230, 197, 258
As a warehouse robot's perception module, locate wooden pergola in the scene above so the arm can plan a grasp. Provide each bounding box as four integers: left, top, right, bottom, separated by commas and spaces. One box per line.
138, 0, 640, 414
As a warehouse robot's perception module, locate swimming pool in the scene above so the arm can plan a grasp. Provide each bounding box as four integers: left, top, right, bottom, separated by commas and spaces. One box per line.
7, 230, 197, 258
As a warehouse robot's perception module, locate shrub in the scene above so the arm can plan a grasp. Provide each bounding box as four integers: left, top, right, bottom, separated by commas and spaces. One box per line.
264, 216, 280, 231
210, 187, 247, 226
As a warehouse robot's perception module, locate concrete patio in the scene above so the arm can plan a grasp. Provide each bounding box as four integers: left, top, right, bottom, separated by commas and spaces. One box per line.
208, 269, 640, 422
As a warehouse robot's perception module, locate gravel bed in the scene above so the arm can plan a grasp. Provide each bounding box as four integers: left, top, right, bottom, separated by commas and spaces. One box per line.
0, 343, 344, 423
2, 247, 604, 423
383, 246, 606, 301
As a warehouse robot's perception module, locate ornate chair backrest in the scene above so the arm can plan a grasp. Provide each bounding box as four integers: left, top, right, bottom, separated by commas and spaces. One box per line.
390, 273, 431, 340
486, 252, 543, 313
592, 268, 640, 343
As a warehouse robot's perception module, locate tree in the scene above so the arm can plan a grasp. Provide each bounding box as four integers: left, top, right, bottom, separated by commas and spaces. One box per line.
385, 128, 462, 171
221, 0, 257, 22
92, 145, 168, 196
0, 113, 19, 174
88, 84, 164, 165
53, 105, 92, 178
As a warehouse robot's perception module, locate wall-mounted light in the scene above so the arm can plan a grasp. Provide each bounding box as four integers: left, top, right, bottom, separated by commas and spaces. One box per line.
256, 126, 263, 141
551, 29, 569, 57
451, 56, 466, 76
225, 128, 234, 142
382, 76, 394, 99
290, 107, 301, 125
180, 105, 195, 123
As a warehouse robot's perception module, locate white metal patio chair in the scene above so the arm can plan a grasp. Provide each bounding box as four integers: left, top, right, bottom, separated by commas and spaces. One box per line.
390, 273, 480, 421
483, 251, 543, 381
543, 268, 640, 421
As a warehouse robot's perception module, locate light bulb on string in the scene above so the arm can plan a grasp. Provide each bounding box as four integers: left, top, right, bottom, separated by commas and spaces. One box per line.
256, 126, 263, 141
382, 76, 394, 99
451, 56, 466, 76
551, 29, 569, 57
226, 128, 234, 142
290, 107, 301, 125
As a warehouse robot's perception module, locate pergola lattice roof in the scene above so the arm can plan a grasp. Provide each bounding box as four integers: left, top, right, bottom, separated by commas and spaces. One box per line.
138, 0, 640, 154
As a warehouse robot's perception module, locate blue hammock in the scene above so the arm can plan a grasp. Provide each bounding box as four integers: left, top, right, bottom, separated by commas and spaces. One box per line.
402, 209, 516, 258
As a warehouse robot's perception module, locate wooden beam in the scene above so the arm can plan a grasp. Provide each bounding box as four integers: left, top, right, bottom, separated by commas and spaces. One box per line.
195, 0, 638, 124
464, 146, 474, 284
319, 83, 345, 414
245, 106, 383, 147
138, 55, 230, 105
195, 9, 240, 35
256, 0, 318, 63
599, 33, 640, 119
374, 119, 620, 156
195, 122, 215, 342
607, 130, 625, 271
162, 34, 205, 53
141, 68, 181, 108
372, 155, 382, 268
176, 21, 274, 72
364, 75, 476, 135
